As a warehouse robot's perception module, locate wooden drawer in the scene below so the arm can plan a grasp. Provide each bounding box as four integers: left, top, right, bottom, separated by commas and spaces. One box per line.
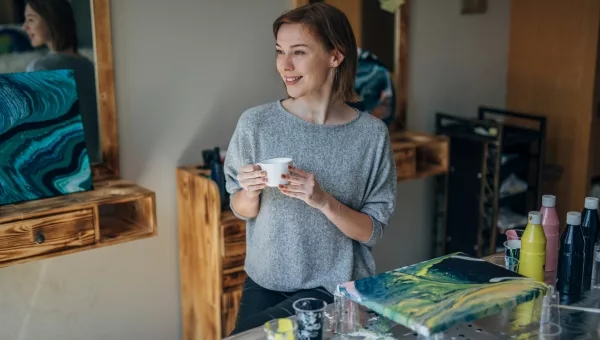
221, 286, 243, 338
221, 211, 246, 261
0, 209, 96, 263
223, 254, 245, 270
223, 266, 247, 289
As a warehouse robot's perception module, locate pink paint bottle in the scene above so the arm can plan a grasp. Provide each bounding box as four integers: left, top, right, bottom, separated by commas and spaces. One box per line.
540, 194, 560, 272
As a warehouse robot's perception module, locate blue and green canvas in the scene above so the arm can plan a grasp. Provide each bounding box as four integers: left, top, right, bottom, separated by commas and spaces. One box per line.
337, 252, 550, 337
0, 69, 93, 205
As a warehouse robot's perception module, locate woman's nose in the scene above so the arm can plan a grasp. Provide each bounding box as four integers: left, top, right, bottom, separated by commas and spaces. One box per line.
283, 56, 294, 72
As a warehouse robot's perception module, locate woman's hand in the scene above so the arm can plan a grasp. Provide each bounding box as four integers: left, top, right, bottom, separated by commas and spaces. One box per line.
237, 164, 267, 198
278, 165, 327, 209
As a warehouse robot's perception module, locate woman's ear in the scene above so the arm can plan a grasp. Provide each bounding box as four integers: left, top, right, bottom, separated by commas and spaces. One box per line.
330, 49, 345, 68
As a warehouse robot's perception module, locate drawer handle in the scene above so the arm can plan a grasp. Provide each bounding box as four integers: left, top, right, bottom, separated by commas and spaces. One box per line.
35, 232, 45, 244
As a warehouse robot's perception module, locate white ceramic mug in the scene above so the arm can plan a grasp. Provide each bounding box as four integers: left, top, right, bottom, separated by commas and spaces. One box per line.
257, 158, 292, 187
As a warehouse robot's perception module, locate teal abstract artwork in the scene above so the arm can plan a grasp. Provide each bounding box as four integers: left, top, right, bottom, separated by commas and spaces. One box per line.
337, 252, 550, 337
0, 69, 93, 205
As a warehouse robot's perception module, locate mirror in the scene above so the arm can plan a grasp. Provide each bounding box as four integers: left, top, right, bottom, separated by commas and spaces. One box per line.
294, 0, 409, 130
0, 0, 100, 163
0, 0, 119, 180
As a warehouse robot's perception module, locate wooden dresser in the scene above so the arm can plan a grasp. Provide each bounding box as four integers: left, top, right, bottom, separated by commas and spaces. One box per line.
177, 165, 247, 340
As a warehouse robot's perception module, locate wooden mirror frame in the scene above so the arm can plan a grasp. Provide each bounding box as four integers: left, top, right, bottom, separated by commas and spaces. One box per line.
292, 0, 409, 131
91, 0, 120, 181
0, 0, 156, 271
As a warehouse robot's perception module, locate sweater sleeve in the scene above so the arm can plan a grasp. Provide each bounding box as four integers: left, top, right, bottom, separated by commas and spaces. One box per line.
359, 130, 397, 247
224, 115, 254, 220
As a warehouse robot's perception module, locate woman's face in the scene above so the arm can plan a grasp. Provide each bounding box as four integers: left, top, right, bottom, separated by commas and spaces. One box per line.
22, 5, 51, 48
276, 23, 340, 99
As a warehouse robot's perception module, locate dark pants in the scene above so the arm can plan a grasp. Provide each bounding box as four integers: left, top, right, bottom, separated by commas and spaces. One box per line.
229, 276, 334, 336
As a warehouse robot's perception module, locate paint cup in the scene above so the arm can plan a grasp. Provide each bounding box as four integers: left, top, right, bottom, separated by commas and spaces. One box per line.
257, 158, 293, 187
539, 286, 562, 338
293, 298, 327, 340
263, 318, 298, 340
504, 239, 521, 262
506, 228, 526, 241
332, 293, 360, 336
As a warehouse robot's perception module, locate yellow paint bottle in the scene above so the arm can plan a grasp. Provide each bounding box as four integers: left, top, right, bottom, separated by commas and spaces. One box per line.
518, 211, 547, 281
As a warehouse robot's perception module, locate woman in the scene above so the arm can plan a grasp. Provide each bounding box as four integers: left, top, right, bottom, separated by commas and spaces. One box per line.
22, 0, 100, 164
224, 2, 397, 335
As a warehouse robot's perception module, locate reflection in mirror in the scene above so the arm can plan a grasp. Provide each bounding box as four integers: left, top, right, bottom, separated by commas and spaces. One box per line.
354, 0, 397, 127
306, 0, 403, 128
0, 0, 101, 164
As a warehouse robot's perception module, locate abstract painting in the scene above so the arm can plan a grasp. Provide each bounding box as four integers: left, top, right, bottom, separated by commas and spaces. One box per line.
337, 252, 550, 337
0, 69, 93, 205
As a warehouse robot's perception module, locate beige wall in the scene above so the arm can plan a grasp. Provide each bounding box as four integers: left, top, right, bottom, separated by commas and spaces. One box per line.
373, 0, 510, 271
0, 0, 510, 339
0, 1, 288, 339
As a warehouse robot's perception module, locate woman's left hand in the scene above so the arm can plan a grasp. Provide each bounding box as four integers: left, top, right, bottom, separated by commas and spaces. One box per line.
278, 165, 328, 209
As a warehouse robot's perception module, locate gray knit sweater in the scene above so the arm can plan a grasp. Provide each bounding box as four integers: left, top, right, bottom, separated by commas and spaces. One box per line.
224, 100, 397, 294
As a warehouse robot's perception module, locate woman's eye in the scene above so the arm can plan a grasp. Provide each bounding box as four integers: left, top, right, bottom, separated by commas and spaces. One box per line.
276, 50, 284, 55
294, 51, 305, 55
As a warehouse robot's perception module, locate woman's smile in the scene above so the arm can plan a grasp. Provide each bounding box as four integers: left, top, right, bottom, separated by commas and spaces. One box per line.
284, 76, 303, 85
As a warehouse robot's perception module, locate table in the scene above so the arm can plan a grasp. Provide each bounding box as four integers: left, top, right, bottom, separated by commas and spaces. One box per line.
225, 282, 600, 339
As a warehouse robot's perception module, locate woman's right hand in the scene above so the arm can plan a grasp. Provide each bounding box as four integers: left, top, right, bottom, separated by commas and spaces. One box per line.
237, 164, 267, 197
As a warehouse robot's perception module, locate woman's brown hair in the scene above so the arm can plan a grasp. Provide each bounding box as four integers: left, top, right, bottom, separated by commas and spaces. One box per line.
27, 0, 79, 52
273, 2, 359, 103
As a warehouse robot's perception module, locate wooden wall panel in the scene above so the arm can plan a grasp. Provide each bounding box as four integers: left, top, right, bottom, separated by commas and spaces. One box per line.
506, 0, 600, 218
589, 29, 600, 180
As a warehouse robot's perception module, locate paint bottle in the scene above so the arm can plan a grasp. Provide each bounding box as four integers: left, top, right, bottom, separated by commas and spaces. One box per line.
557, 211, 585, 296
581, 197, 600, 291
518, 211, 547, 282
540, 195, 560, 272
591, 240, 600, 290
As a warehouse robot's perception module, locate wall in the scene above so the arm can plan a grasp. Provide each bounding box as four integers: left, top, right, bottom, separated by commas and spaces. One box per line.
0, 0, 510, 339
506, 0, 600, 220
0, 1, 288, 340
592, 31, 600, 181
373, 0, 510, 272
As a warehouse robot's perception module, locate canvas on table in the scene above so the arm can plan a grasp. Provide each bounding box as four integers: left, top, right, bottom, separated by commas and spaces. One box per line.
337, 252, 550, 337
0, 69, 94, 206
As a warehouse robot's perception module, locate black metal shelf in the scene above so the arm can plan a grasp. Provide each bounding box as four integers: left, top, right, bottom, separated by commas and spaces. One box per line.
432, 106, 547, 258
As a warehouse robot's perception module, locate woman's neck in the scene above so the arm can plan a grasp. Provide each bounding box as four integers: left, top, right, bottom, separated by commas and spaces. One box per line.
292, 96, 334, 124
284, 78, 357, 125
284, 94, 356, 125
47, 43, 77, 56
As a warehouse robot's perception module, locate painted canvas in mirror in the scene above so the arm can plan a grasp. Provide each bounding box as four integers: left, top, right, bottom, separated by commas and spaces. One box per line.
0, 0, 101, 164
0, 69, 94, 205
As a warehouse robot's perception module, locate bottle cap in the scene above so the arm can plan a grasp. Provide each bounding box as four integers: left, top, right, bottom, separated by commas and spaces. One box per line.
566, 211, 581, 225
528, 211, 542, 224
541, 195, 556, 208
584, 197, 599, 210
